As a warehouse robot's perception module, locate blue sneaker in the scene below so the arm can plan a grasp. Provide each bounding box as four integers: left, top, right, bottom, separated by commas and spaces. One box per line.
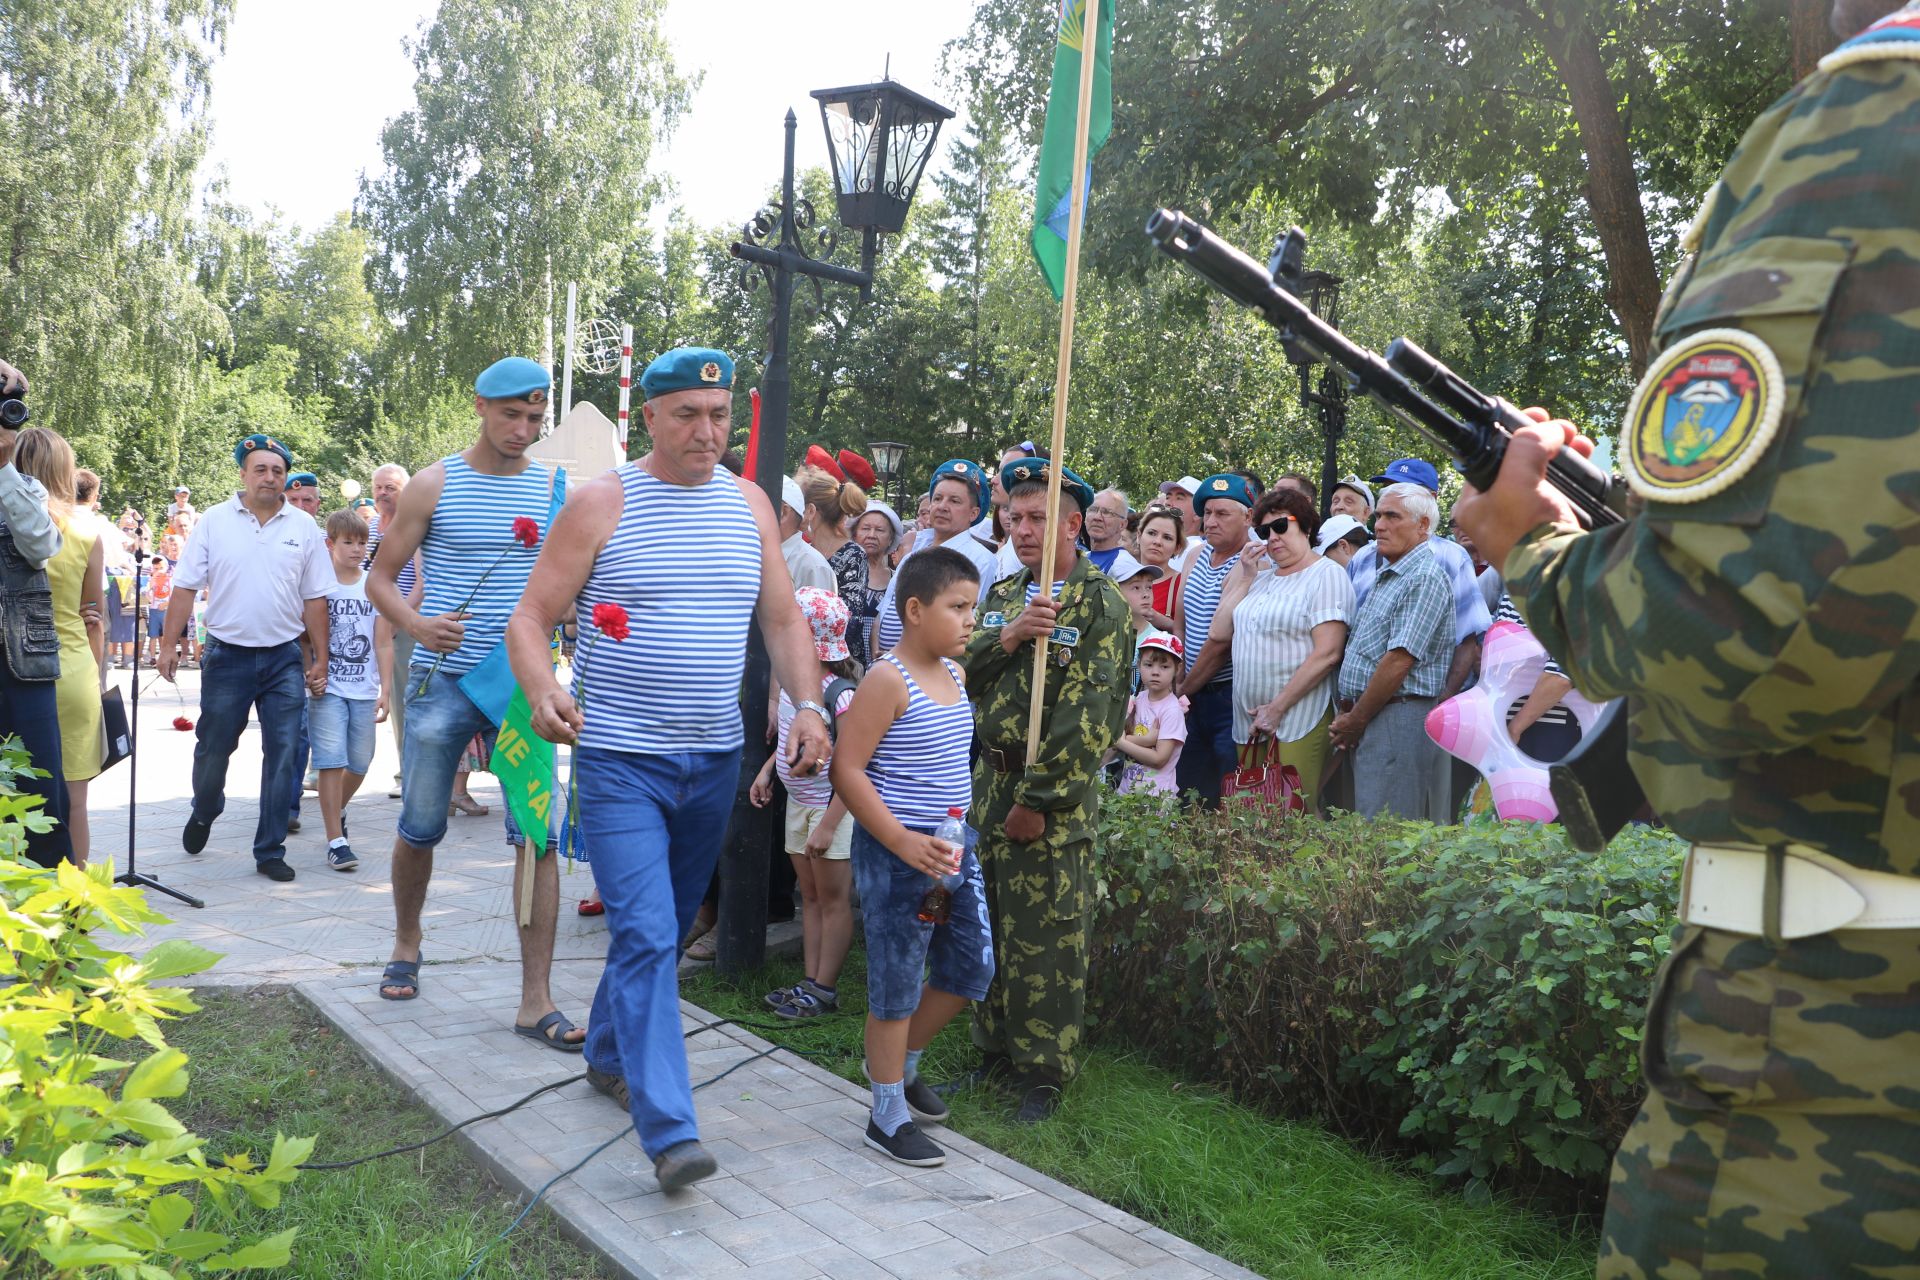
326, 842, 359, 872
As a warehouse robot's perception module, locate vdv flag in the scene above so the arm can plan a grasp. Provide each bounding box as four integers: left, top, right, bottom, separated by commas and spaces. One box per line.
1031, 0, 1114, 299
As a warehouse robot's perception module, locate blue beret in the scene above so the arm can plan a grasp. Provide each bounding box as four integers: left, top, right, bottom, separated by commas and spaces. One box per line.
234, 433, 292, 469
474, 356, 552, 402
929, 458, 989, 516
1194, 472, 1255, 514
640, 347, 733, 399
998, 457, 1095, 513
284, 472, 319, 491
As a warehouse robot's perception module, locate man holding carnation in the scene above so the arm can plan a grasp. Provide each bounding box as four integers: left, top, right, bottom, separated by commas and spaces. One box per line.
366, 356, 584, 1056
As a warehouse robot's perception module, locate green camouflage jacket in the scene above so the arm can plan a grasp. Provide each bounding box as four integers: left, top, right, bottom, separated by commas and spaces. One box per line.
963, 554, 1133, 841
1507, 38, 1920, 874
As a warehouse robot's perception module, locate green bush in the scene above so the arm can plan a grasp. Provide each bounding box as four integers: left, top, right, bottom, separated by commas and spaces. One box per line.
1089, 793, 1685, 1209
0, 737, 314, 1276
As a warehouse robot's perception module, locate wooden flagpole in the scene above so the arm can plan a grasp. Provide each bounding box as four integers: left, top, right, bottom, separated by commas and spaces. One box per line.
1026, 0, 1102, 758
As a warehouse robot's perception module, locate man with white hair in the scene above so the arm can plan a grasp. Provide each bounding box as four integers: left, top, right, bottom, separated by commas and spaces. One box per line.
1328, 483, 1454, 821
1083, 487, 1131, 574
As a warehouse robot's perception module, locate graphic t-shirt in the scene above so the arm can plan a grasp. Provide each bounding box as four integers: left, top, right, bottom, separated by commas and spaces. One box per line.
325, 572, 381, 700
1118, 690, 1187, 795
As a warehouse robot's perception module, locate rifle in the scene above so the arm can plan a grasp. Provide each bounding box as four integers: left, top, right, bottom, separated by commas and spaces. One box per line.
1146, 208, 1644, 851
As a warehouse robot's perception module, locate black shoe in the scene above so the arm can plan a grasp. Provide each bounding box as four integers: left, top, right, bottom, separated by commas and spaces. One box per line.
945, 1051, 1016, 1094
256, 858, 296, 882
653, 1139, 718, 1192
182, 816, 211, 855
286, 816, 302, 833
1015, 1075, 1063, 1125
864, 1119, 945, 1167
903, 1077, 950, 1125
586, 1065, 631, 1110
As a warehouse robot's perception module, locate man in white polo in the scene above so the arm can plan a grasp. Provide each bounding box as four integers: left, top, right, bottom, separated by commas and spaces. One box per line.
158, 432, 332, 882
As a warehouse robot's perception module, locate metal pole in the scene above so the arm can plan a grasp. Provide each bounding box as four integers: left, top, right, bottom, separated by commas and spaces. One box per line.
617, 323, 633, 448
717, 109, 800, 977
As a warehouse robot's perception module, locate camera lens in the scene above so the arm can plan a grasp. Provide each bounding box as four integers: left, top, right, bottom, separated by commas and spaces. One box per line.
0, 398, 27, 428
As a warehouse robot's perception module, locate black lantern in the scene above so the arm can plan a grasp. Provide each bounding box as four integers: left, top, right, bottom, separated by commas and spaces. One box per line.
868, 439, 908, 508
811, 80, 955, 236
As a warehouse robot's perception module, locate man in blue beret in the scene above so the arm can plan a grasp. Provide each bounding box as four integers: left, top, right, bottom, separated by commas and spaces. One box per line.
158, 431, 333, 881
284, 472, 321, 517
1169, 472, 1258, 804
506, 344, 833, 1191
367, 356, 586, 1058
962, 455, 1131, 1122
873, 457, 1001, 655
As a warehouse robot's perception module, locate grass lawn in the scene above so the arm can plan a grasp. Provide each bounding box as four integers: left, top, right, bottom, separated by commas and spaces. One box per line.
684, 949, 1596, 1280
157, 989, 609, 1280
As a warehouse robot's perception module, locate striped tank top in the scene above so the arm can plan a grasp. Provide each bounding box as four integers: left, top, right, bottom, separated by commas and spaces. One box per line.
413, 456, 553, 675
1180, 548, 1242, 685
574, 464, 761, 753
366, 514, 420, 599
866, 655, 974, 827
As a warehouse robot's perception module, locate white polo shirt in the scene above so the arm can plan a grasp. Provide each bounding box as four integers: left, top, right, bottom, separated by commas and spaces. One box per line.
173, 494, 333, 647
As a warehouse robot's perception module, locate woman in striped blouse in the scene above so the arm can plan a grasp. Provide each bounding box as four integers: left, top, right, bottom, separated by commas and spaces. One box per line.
1208, 487, 1355, 813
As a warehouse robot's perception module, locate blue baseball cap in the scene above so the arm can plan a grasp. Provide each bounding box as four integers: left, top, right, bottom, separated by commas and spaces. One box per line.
1372, 458, 1441, 492
929, 458, 990, 516
640, 347, 733, 399
1193, 472, 1255, 514
474, 356, 551, 403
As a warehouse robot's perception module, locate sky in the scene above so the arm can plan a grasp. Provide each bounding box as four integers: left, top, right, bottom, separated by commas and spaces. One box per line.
202, 0, 981, 236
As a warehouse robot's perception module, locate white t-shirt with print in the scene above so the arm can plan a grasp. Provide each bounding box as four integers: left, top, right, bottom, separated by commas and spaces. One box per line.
325, 572, 381, 700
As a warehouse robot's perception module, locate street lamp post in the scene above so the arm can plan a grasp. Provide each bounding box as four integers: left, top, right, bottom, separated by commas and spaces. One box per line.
1280, 268, 1348, 515
715, 82, 951, 977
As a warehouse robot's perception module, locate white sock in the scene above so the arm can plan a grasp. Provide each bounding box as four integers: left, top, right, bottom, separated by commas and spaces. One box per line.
904, 1047, 925, 1085
870, 1078, 910, 1136
328, 836, 348, 850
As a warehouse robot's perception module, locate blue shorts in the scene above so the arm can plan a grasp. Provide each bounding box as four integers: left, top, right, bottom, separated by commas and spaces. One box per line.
399, 670, 547, 850
309, 692, 378, 774
147, 609, 167, 638
850, 821, 994, 1021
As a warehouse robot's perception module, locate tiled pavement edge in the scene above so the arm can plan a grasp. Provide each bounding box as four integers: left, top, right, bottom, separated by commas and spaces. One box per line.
297, 959, 1263, 1280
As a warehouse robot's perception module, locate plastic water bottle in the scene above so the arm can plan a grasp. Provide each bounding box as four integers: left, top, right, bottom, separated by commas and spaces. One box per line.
916, 807, 969, 925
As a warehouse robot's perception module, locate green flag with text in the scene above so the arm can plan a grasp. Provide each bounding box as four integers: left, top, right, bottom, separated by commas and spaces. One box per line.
1031, 0, 1114, 299
491, 688, 556, 859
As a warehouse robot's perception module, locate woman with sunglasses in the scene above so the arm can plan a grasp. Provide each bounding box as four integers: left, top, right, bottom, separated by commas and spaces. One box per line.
1207, 487, 1354, 813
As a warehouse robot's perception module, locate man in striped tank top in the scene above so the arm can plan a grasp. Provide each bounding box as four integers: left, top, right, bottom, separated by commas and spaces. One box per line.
366, 357, 587, 1055
507, 346, 832, 1191
965, 458, 1133, 1123
1173, 472, 1258, 804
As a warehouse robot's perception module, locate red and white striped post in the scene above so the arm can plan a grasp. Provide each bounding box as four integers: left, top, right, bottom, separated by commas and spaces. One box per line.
617, 324, 633, 448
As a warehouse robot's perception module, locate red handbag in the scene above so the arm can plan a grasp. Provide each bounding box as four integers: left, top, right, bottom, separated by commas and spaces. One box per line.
1222, 734, 1306, 812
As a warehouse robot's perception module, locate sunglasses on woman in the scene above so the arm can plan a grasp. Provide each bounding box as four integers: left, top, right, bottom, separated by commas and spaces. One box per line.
1255, 514, 1295, 541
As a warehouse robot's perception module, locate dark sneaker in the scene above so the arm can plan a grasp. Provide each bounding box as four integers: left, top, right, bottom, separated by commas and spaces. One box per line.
944, 1051, 1016, 1095
764, 983, 803, 1010
326, 843, 359, 872
256, 858, 296, 883
586, 1065, 631, 1110
775, 989, 839, 1020
1015, 1076, 1063, 1125
653, 1139, 719, 1192
182, 816, 212, 856
903, 1077, 950, 1125
286, 816, 302, 833
864, 1119, 945, 1167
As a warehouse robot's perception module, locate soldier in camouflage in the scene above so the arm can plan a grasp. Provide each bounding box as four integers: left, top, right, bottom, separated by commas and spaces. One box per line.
963, 457, 1131, 1124
1455, 3, 1920, 1274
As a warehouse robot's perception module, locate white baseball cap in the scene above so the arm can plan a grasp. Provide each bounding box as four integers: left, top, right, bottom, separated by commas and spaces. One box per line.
1106, 549, 1165, 583
1161, 475, 1202, 497
1332, 474, 1374, 509
781, 475, 806, 518
1315, 513, 1372, 551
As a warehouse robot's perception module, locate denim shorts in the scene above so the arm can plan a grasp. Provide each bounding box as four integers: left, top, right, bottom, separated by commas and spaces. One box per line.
398, 669, 545, 849
309, 692, 377, 774
850, 820, 994, 1021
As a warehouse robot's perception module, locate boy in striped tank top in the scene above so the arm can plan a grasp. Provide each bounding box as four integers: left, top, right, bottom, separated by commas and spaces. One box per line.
831, 547, 995, 1168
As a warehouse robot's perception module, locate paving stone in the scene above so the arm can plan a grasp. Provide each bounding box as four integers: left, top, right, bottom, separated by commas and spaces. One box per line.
702, 1211, 834, 1266
1035, 1230, 1134, 1279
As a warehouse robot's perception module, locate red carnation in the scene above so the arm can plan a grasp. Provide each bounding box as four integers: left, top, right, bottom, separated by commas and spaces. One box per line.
591, 602, 630, 642
512, 517, 540, 548
172, 716, 194, 731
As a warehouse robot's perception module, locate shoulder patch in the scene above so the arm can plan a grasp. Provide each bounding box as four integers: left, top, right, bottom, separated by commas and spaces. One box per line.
1622, 327, 1785, 505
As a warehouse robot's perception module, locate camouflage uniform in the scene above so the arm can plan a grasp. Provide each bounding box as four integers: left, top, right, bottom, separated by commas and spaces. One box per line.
963, 554, 1132, 1084
1505, 13, 1920, 1276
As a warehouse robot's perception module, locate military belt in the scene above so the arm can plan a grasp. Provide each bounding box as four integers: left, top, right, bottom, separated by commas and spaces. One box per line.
982, 743, 1027, 774
1681, 844, 1920, 943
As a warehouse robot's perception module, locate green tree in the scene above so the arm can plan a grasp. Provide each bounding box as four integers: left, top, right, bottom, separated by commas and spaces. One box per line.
356, 0, 691, 407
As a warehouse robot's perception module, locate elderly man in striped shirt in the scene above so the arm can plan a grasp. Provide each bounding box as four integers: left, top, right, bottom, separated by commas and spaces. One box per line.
1329, 483, 1456, 821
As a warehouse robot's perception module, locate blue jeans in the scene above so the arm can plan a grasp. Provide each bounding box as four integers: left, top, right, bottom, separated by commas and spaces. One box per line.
575, 746, 740, 1158
1173, 681, 1236, 806
399, 672, 545, 849
0, 661, 71, 868
192, 638, 304, 864
288, 707, 309, 818
850, 822, 993, 1021
309, 693, 377, 774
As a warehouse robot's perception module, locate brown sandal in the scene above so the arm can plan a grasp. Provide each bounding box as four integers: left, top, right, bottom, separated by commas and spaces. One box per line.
449, 795, 489, 817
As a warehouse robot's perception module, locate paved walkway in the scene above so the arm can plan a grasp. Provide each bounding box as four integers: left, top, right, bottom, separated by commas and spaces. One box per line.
100, 666, 1260, 1280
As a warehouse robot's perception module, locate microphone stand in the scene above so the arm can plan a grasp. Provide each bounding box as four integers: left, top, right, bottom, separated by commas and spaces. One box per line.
115, 556, 203, 908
